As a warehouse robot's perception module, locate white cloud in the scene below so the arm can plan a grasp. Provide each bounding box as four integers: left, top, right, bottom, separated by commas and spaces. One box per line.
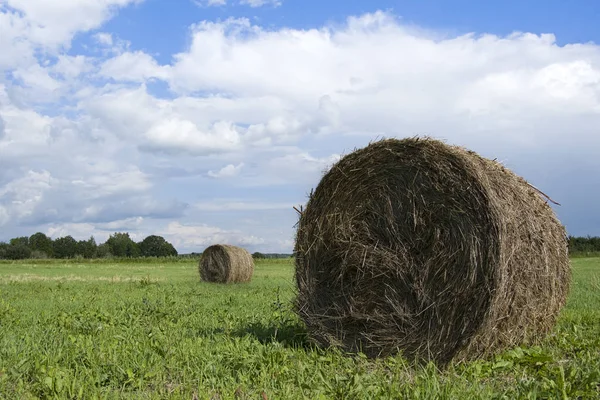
70, 167, 152, 199
11, 63, 62, 95
0, 206, 9, 227
96, 217, 145, 231
0, 106, 54, 154
239, 0, 281, 7
0, 170, 56, 222
168, 13, 600, 128
194, 200, 292, 211
52, 55, 92, 79
46, 223, 99, 241
92, 32, 132, 55
163, 221, 265, 250
83, 86, 243, 155
159, 11, 600, 174
44, 220, 142, 243
94, 32, 114, 46
208, 163, 244, 178
3, 0, 144, 48
193, 0, 227, 6
255, 152, 341, 185
0, 10, 34, 69
0, 115, 5, 140
99, 51, 171, 82
144, 119, 242, 155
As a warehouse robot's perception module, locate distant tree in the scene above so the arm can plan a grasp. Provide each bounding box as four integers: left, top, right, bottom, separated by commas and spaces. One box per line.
139, 235, 178, 257
0, 242, 8, 259
4, 244, 32, 260
568, 236, 600, 254
128, 242, 141, 258
77, 236, 97, 259
106, 232, 141, 257
30, 250, 50, 259
29, 232, 53, 257
53, 236, 78, 259
96, 243, 112, 258
9, 236, 29, 248
252, 252, 266, 259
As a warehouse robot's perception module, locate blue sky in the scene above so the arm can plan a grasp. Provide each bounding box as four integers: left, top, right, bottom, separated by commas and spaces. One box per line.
98, 0, 600, 58
1, 0, 599, 252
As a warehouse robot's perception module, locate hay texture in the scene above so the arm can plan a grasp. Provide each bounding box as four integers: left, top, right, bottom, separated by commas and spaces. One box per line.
199, 244, 254, 283
294, 137, 570, 364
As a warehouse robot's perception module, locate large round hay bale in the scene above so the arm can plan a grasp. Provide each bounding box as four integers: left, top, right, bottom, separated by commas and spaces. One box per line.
294, 137, 570, 364
199, 244, 254, 283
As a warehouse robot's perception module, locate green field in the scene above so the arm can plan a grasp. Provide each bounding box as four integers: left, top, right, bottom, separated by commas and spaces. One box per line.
0, 258, 599, 399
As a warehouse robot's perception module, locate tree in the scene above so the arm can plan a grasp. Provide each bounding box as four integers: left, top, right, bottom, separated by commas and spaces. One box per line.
96, 243, 112, 258
106, 232, 141, 257
568, 236, 600, 254
139, 235, 178, 257
77, 236, 97, 259
4, 244, 32, 260
252, 252, 266, 259
29, 232, 53, 257
9, 236, 29, 247
0, 242, 9, 259
53, 236, 78, 259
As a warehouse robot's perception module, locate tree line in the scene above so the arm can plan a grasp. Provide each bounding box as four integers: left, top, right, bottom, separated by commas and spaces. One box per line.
2, 233, 596, 260
251, 252, 292, 259
0, 232, 177, 260
568, 236, 600, 254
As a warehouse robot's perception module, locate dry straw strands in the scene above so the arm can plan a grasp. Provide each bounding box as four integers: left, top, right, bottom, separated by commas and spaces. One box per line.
294, 137, 571, 365
199, 244, 254, 283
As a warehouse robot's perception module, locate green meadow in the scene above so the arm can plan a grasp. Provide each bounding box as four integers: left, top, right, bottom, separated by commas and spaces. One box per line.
0, 258, 598, 399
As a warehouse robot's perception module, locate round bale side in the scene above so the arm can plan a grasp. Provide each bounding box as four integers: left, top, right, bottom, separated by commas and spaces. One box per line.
199, 244, 254, 283
294, 137, 570, 364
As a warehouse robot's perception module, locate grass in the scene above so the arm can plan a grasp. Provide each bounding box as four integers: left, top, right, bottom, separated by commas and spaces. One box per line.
0, 258, 598, 399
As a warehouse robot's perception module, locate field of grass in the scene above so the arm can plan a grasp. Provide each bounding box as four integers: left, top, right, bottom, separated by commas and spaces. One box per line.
0, 257, 599, 399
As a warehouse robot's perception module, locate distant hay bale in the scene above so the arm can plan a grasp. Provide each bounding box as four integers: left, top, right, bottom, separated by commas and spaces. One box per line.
199, 244, 254, 283
294, 137, 570, 364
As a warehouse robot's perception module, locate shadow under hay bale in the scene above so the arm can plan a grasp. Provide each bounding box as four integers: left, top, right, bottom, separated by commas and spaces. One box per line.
294, 137, 571, 365
233, 321, 310, 349
199, 244, 254, 283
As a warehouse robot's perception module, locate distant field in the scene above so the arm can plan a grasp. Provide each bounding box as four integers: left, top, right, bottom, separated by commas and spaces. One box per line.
0, 258, 598, 399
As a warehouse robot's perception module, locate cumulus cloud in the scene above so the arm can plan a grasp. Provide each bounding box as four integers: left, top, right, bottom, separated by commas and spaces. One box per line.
193, 0, 227, 6
0, 206, 9, 227
75, 198, 187, 223
70, 168, 152, 199
0, 10, 35, 69
208, 163, 244, 178
94, 32, 114, 46
239, 0, 281, 7
52, 55, 92, 79
99, 51, 171, 82
247, 152, 341, 186
83, 86, 244, 155
12, 64, 60, 90
144, 119, 242, 155
46, 223, 99, 241
3, 0, 144, 49
194, 200, 292, 211
96, 217, 145, 231
0, 115, 5, 140
0, 170, 56, 224
163, 222, 265, 250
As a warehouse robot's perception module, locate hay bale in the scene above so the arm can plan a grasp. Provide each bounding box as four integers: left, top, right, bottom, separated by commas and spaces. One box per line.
199, 244, 254, 283
294, 137, 570, 364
